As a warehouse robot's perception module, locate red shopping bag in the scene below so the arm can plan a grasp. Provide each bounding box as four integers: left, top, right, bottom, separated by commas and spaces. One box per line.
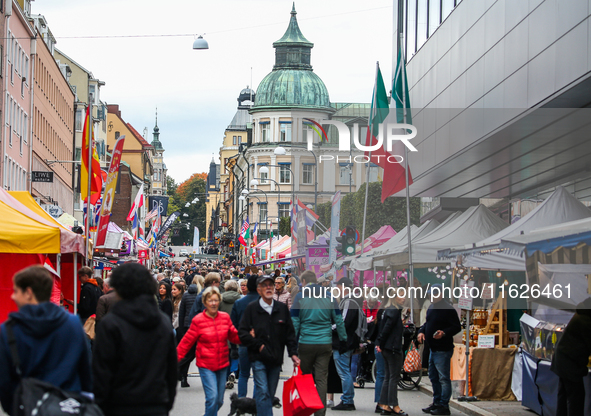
403, 342, 422, 373
283, 366, 324, 416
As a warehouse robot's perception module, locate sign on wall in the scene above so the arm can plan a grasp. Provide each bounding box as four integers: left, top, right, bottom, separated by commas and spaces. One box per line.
32, 171, 54, 182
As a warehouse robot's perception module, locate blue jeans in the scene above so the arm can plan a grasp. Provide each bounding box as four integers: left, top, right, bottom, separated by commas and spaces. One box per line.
374, 347, 385, 403
333, 350, 355, 405
238, 345, 256, 397
428, 350, 453, 408
351, 354, 361, 382
199, 367, 227, 416
251, 360, 281, 416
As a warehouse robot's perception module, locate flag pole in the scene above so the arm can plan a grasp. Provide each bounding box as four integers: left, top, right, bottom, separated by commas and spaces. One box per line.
360, 62, 380, 258
398, 2, 415, 323
85, 82, 93, 266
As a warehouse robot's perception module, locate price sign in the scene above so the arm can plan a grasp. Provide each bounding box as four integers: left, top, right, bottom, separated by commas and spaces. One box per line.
477, 335, 496, 348
458, 281, 475, 310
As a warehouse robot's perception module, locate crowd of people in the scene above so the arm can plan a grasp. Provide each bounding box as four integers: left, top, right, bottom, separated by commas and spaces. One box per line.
11, 255, 590, 416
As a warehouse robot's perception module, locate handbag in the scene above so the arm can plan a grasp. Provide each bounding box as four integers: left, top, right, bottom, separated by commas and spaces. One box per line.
403, 342, 422, 373
283, 366, 324, 416
5, 320, 104, 416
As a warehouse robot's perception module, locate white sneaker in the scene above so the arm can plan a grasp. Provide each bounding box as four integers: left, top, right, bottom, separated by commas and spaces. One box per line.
327, 400, 334, 408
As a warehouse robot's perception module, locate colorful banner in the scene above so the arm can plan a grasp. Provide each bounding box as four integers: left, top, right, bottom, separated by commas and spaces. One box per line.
157, 211, 180, 241
96, 136, 126, 247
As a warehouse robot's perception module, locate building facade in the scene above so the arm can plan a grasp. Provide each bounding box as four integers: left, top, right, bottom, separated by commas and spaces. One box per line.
233, 5, 377, 238
150, 112, 167, 196
53, 47, 108, 221
30, 13, 75, 214
2, 0, 33, 194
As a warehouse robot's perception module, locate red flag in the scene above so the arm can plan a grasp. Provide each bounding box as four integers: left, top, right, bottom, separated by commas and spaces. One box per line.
81, 106, 103, 205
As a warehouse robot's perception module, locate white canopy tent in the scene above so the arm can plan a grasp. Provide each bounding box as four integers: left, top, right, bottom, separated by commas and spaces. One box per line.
381, 205, 508, 269
439, 186, 591, 270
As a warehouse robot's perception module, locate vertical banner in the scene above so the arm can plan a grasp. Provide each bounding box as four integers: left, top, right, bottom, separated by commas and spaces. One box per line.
96, 136, 126, 247
157, 211, 180, 241
193, 227, 201, 254
297, 210, 306, 256
328, 191, 342, 265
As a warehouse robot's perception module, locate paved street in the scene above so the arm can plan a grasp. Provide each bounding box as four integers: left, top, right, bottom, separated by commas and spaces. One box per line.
171, 359, 470, 416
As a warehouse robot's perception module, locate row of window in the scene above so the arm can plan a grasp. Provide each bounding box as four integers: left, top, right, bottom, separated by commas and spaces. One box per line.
33, 107, 72, 175
253, 164, 379, 185
35, 55, 73, 129
260, 123, 294, 143
7, 31, 29, 85
3, 155, 26, 191
5, 93, 28, 155
255, 203, 291, 223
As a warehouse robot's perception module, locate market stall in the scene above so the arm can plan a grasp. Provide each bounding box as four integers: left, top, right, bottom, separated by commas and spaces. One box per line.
0, 190, 86, 322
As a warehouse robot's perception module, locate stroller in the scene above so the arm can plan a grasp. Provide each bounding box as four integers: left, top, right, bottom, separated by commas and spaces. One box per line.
355, 322, 422, 390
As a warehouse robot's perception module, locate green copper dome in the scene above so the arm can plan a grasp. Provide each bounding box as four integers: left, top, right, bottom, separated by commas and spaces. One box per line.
252, 4, 332, 112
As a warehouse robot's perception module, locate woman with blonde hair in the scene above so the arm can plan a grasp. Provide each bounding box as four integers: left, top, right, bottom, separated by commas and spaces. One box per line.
286, 276, 299, 303
177, 287, 241, 416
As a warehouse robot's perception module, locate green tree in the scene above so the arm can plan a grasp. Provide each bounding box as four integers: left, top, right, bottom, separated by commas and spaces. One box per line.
313, 182, 420, 237
166, 174, 208, 245
279, 217, 291, 236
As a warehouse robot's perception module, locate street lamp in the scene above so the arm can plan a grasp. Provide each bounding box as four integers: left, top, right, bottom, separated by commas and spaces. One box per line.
258, 164, 294, 210
192, 35, 209, 50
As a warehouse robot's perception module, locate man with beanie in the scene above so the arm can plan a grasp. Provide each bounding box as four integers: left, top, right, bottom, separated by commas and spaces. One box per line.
231, 274, 260, 398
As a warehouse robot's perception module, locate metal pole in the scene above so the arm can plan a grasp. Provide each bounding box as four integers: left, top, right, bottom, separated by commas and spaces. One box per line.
73, 253, 78, 315
360, 62, 380, 255
85, 84, 93, 266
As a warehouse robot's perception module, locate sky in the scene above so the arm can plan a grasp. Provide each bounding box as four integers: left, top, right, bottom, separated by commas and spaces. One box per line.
34, 0, 395, 184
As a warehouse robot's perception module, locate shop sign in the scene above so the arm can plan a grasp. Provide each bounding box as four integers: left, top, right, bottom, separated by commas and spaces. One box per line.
32, 171, 53, 182
477, 335, 495, 348
41, 204, 63, 218
481, 283, 495, 300
138, 250, 148, 259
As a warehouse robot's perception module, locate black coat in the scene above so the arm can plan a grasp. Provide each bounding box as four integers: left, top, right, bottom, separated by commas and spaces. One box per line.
92, 294, 177, 416
551, 298, 591, 381
376, 305, 404, 352
238, 299, 298, 367
332, 297, 361, 351
179, 285, 198, 328
79, 281, 103, 322
159, 298, 173, 320
418, 299, 461, 352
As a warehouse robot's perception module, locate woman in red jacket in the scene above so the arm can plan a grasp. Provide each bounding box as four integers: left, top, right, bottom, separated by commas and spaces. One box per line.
177, 286, 241, 416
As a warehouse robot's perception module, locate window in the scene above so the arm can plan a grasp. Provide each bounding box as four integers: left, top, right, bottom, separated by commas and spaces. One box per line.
279, 164, 291, 184
428, 0, 441, 37
89, 85, 96, 104
259, 167, 268, 184
368, 164, 379, 183
115, 131, 120, 140
280, 123, 291, 142
279, 204, 290, 218
339, 165, 353, 185
261, 123, 270, 142
224, 158, 228, 173
233, 136, 237, 145
302, 164, 314, 185
259, 204, 268, 222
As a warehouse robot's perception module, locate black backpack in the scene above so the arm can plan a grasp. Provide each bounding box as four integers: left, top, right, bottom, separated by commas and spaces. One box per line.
5, 320, 104, 416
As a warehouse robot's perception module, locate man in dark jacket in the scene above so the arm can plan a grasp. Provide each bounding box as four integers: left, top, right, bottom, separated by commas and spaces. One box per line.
239, 275, 300, 416
78, 266, 103, 323
551, 297, 591, 416
417, 284, 461, 416
0, 266, 92, 415
231, 274, 260, 397
330, 277, 360, 411
93, 263, 177, 416
95, 277, 119, 325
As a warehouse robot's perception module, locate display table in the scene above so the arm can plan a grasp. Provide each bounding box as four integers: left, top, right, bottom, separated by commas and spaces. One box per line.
449, 343, 517, 400
522, 350, 591, 416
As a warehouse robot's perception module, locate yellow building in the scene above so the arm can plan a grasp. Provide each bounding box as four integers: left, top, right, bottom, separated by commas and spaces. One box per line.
106, 104, 153, 187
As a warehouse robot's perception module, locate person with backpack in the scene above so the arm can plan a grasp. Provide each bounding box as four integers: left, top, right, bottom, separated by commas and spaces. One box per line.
330, 277, 364, 411
0, 266, 92, 415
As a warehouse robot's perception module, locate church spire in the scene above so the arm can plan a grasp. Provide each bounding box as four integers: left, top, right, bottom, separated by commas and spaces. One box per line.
151, 107, 164, 151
